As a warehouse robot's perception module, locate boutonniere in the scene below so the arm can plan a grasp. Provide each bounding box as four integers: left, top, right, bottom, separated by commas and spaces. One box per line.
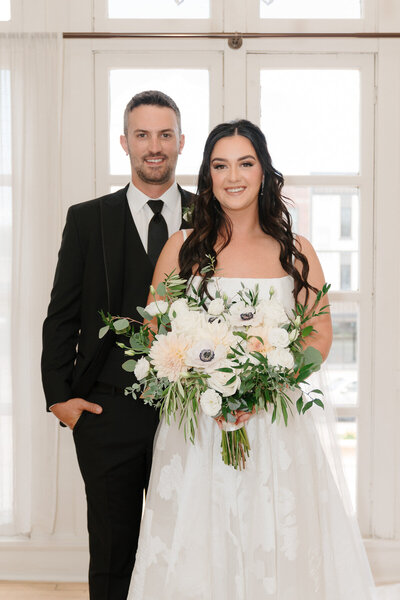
182, 203, 194, 223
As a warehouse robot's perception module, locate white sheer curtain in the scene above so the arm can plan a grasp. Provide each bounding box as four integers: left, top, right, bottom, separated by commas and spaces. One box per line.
0, 33, 63, 536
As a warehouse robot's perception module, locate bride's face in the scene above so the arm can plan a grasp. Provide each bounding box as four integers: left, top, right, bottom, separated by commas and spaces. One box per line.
210, 135, 263, 214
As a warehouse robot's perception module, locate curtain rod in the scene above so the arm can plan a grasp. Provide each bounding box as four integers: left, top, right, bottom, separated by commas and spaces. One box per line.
63, 32, 400, 39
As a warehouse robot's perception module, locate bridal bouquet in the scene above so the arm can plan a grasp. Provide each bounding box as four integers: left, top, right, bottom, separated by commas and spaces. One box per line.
100, 268, 330, 470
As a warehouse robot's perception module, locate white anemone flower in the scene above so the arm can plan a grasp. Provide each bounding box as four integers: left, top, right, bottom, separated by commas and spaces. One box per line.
186, 338, 227, 372
229, 301, 263, 328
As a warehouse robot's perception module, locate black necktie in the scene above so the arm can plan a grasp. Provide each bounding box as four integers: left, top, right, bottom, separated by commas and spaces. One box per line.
147, 200, 168, 266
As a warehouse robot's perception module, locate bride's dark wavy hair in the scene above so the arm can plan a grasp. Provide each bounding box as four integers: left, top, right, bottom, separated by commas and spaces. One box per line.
179, 119, 316, 304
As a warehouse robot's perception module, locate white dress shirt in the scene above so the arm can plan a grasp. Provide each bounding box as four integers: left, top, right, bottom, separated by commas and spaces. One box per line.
126, 180, 182, 252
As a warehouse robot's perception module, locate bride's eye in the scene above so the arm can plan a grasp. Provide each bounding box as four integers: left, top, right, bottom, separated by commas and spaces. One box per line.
241, 162, 255, 168
212, 164, 226, 170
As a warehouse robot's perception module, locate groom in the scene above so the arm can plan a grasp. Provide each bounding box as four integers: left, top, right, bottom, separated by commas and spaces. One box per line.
41, 90, 194, 599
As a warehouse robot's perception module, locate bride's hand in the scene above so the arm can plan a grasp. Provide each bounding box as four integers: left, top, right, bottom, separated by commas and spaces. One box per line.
235, 407, 256, 425
214, 407, 256, 429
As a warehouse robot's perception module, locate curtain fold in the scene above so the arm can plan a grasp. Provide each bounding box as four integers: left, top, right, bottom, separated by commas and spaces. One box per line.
0, 33, 63, 536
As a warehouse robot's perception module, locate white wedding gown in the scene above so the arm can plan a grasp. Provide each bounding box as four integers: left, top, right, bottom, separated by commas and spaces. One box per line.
128, 276, 377, 600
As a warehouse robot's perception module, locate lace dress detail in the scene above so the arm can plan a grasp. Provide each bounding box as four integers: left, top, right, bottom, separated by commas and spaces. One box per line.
128, 277, 376, 600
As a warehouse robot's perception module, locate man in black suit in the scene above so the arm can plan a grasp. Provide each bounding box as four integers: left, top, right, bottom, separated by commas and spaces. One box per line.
41, 90, 194, 600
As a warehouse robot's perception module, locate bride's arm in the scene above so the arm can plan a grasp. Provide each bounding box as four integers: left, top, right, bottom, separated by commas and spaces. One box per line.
294, 235, 333, 362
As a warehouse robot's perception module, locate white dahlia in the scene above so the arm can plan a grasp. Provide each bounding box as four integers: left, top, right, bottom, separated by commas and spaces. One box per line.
149, 332, 191, 382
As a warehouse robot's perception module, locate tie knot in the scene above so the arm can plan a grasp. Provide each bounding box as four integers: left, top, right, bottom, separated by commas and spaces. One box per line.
147, 199, 164, 215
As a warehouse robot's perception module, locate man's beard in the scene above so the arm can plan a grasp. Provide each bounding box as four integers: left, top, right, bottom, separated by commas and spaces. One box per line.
133, 153, 177, 185
136, 163, 174, 185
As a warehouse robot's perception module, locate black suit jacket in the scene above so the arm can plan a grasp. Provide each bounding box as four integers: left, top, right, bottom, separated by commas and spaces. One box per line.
41, 184, 194, 410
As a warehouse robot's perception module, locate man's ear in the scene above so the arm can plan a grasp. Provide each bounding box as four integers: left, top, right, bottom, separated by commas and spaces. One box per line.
120, 135, 129, 155
178, 133, 185, 155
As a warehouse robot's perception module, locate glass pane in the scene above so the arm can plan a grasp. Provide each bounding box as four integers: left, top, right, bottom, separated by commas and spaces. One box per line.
260, 70, 360, 175
326, 302, 358, 406
285, 186, 359, 292
109, 69, 209, 176
109, 0, 210, 19
260, 0, 361, 19
337, 417, 357, 509
0, 1, 11, 21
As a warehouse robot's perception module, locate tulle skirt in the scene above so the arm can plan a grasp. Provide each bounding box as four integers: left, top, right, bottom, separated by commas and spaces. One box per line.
128, 391, 376, 600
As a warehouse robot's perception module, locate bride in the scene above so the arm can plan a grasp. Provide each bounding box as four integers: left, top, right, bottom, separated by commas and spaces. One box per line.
127, 120, 376, 599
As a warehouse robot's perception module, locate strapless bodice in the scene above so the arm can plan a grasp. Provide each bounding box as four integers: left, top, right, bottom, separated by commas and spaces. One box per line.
190, 275, 295, 316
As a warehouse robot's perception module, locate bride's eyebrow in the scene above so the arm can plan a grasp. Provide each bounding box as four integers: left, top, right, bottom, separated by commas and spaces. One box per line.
211, 154, 256, 163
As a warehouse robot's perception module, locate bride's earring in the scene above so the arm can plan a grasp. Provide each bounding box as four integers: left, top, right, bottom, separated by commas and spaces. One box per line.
259, 176, 265, 196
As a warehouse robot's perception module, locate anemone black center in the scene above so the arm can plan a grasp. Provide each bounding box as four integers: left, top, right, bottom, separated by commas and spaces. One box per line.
240, 311, 254, 321
200, 349, 215, 362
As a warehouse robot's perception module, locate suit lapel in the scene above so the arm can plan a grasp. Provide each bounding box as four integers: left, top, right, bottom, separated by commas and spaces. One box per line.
100, 185, 194, 313
178, 185, 195, 230
100, 186, 128, 314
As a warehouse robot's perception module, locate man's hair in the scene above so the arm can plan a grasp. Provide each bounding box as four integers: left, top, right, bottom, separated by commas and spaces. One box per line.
123, 90, 182, 136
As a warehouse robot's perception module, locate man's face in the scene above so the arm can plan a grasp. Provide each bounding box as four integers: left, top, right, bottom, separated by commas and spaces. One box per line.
120, 105, 185, 189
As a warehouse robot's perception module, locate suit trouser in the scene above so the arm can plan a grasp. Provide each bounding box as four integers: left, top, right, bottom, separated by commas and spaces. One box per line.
73, 388, 159, 600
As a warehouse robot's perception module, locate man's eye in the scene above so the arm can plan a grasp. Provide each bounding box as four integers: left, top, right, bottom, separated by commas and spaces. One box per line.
162, 133, 172, 138
137, 133, 146, 138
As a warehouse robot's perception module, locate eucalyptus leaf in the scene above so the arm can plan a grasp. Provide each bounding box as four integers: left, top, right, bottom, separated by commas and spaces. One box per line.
303, 346, 323, 368
98, 325, 109, 339
114, 318, 130, 332
156, 282, 166, 296
137, 306, 153, 321
122, 359, 137, 372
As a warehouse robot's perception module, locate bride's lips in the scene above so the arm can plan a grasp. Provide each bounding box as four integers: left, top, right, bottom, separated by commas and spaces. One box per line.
225, 186, 246, 195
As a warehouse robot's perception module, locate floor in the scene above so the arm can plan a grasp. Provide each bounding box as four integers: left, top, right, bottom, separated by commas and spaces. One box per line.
0, 582, 88, 599
0, 581, 399, 599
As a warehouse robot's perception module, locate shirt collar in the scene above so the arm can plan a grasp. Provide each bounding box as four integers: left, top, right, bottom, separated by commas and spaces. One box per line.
127, 181, 180, 214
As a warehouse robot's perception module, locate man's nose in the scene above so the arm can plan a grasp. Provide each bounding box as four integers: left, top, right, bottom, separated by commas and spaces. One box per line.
148, 135, 162, 154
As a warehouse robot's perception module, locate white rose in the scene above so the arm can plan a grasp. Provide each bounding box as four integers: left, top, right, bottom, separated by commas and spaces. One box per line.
208, 298, 225, 316
134, 357, 150, 380
268, 327, 290, 348
200, 388, 222, 417
169, 298, 189, 320
208, 361, 241, 397
145, 300, 169, 317
267, 348, 294, 370
258, 298, 290, 327
170, 310, 206, 335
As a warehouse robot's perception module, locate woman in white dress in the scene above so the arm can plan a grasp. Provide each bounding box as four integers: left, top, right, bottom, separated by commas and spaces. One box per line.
128, 120, 376, 599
